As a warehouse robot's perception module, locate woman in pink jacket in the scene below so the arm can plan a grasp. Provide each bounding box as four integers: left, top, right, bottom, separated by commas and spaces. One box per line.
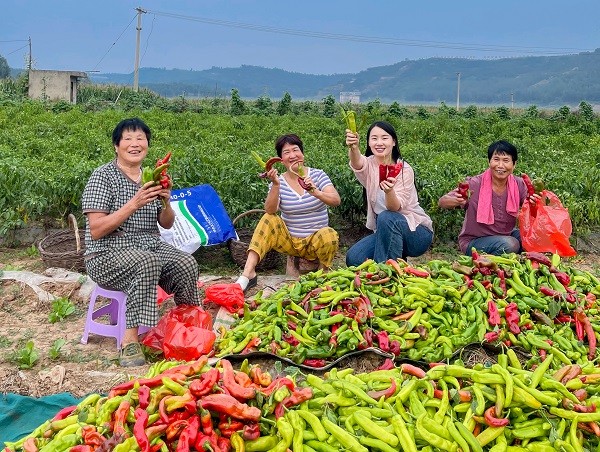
345, 121, 433, 266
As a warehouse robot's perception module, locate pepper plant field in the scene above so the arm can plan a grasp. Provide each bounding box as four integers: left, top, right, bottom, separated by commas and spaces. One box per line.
1, 101, 599, 245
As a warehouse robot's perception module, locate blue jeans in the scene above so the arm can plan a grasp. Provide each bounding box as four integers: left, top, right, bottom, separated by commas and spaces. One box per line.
466, 229, 521, 256
346, 210, 433, 266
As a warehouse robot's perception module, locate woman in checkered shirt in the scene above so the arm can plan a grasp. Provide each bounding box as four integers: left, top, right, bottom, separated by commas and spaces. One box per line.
81, 118, 200, 367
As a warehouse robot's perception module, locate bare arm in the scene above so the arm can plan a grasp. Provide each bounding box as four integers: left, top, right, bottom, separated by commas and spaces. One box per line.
309, 184, 341, 207
263, 168, 281, 214
438, 189, 468, 210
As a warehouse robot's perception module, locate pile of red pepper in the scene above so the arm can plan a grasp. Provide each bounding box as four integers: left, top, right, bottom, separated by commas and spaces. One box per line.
378, 162, 403, 183
7, 356, 313, 452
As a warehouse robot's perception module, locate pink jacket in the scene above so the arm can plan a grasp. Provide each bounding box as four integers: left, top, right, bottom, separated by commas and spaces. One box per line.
350, 155, 433, 233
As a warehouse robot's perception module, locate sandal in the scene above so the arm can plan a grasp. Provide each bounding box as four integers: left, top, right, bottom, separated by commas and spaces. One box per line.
235, 275, 258, 294
119, 342, 146, 367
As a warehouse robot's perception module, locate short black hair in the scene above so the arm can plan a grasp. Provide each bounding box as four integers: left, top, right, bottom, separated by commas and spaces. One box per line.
112, 118, 151, 146
487, 140, 517, 163
275, 134, 304, 157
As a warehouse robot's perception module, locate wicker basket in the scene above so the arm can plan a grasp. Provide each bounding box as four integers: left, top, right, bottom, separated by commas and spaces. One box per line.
228, 209, 282, 271
38, 214, 86, 272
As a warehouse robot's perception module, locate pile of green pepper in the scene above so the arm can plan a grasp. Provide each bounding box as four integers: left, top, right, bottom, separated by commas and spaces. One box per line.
11, 351, 600, 451
216, 251, 600, 368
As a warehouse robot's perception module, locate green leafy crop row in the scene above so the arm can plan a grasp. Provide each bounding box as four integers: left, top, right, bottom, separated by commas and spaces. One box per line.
0, 101, 599, 246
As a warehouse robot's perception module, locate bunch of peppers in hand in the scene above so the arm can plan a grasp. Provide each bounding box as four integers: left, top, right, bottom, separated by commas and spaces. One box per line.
141, 151, 172, 207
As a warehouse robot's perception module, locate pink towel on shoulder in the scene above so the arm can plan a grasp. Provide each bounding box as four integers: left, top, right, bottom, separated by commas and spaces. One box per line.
476, 169, 520, 225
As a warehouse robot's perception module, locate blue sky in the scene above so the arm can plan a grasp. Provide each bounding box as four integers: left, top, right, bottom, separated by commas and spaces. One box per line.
1, 0, 598, 75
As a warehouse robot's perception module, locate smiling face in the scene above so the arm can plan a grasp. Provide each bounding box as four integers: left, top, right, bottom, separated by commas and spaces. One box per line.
489, 150, 516, 183
280, 142, 304, 169
115, 128, 149, 167
368, 126, 396, 163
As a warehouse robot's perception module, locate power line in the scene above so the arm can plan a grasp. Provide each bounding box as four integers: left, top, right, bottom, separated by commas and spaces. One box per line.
91, 13, 137, 72
144, 9, 593, 56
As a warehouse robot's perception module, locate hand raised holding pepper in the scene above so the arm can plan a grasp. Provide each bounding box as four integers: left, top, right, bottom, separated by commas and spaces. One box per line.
265, 167, 280, 186
345, 129, 359, 149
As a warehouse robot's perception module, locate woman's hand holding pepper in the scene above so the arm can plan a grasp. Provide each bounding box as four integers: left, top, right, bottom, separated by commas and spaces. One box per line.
380, 175, 398, 194
528, 192, 542, 205
266, 168, 280, 185
440, 188, 468, 209
345, 129, 359, 150
133, 181, 163, 209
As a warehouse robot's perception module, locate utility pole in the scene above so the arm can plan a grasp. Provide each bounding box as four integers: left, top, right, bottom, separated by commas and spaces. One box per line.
511, 92, 514, 109
456, 72, 461, 111
28, 36, 32, 69
133, 7, 146, 92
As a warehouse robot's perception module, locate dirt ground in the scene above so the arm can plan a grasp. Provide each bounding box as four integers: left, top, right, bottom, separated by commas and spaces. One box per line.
1, 231, 599, 399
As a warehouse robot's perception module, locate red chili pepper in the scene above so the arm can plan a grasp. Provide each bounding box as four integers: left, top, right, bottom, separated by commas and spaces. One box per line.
485, 331, 501, 343
574, 308, 597, 360
274, 387, 314, 419
376, 330, 390, 352
540, 286, 564, 299
434, 388, 472, 402
258, 377, 296, 397
553, 272, 571, 286
199, 409, 213, 435
484, 406, 510, 427
69, 446, 93, 452
133, 408, 150, 452
249, 367, 272, 387
404, 267, 430, 278
52, 405, 77, 421
487, 300, 501, 326
109, 373, 186, 397
525, 251, 553, 268
303, 359, 327, 368
363, 328, 374, 347
496, 269, 507, 298
199, 394, 262, 422
242, 423, 261, 441
137, 385, 150, 410
522, 173, 536, 197
176, 415, 199, 452
378, 358, 395, 370
556, 313, 575, 324
379, 163, 403, 183
81, 426, 105, 448
156, 152, 172, 167
400, 363, 427, 378
457, 181, 470, 199
189, 368, 220, 398
364, 276, 392, 285
166, 419, 189, 442
389, 340, 401, 356
575, 316, 585, 341
539, 349, 547, 361
367, 378, 397, 399
283, 333, 300, 346
218, 436, 232, 452
112, 398, 131, 437
504, 302, 521, 334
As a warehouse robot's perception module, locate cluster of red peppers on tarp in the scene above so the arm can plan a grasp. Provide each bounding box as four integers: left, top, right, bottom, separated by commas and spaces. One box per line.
9, 351, 600, 451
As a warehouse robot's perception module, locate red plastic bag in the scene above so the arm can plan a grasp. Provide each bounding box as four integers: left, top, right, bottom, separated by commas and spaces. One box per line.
519, 190, 577, 257
204, 283, 245, 313
141, 304, 215, 360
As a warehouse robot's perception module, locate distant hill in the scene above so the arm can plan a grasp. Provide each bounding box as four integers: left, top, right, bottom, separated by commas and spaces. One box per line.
87, 49, 600, 106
